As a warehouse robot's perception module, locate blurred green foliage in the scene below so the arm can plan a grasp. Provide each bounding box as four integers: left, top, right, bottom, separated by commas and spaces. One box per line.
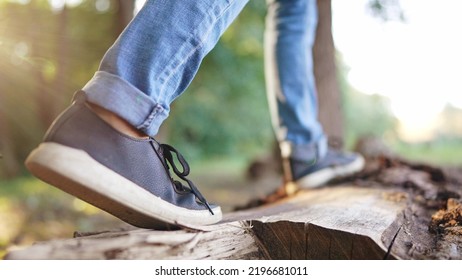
392, 137, 462, 166
1, 0, 461, 258
0, 0, 399, 168
0, 0, 118, 178
165, 1, 273, 161
0, 0, 275, 172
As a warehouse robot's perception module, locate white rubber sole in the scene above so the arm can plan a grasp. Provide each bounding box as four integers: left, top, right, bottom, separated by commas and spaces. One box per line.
25, 142, 222, 229
296, 154, 365, 189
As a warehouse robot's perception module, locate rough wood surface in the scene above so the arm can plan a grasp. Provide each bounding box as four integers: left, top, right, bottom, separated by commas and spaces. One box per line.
6, 154, 462, 260
227, 187, 404, 259
6, 186, 405, 260
6, 222, 262, 260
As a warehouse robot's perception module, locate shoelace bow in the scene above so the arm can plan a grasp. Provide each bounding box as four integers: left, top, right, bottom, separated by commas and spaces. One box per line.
155, 141, 214, 215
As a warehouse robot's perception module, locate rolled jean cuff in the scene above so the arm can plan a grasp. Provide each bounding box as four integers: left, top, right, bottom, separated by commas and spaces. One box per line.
280, 135, 327, 162
82, 71, 168, 136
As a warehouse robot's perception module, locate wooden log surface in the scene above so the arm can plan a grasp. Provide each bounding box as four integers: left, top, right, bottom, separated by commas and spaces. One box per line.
6, 186, 407, 260
7, 153, 462, 260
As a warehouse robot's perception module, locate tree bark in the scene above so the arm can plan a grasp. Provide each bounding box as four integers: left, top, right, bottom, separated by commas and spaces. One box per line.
114, 0, 135, 37
54, 5, 69, 115
0, 92, 20, 179
29, 4, 54, 131
313, 0, 344, 147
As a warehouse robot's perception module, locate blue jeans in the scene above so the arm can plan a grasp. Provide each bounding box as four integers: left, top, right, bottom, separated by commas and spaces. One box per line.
83, 0, 327, 161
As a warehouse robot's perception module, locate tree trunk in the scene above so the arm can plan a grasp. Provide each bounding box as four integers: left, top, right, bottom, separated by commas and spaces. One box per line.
29, 3, 54, 131
0, 92, 20, 179
313, 0, 344, 147
115, 0, 135, 36
54, 5, 69, 115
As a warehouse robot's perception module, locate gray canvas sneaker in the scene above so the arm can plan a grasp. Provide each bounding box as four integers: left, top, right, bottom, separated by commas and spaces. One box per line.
25, 91, 222, 229
290, 149, 365, 188
280, 141, 365, 189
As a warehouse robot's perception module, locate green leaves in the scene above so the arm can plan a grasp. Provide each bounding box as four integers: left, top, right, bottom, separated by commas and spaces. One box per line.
166, 2, 272, 161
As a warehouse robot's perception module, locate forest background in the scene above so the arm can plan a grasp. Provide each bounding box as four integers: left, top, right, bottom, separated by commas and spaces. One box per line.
0, 0, 461, 258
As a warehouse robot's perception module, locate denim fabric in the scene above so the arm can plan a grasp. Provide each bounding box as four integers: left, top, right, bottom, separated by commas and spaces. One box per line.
83, 0, 326, 161
265, 0, 326, 160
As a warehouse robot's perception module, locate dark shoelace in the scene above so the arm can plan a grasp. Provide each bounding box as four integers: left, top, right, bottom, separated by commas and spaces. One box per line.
153, 140, 214, 215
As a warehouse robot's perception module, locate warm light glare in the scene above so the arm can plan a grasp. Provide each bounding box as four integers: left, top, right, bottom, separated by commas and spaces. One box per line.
333, 0, 462, 141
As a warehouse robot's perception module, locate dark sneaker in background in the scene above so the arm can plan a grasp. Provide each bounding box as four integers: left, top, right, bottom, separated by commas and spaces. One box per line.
290, 149, 365, 189
25, 91, 222, 229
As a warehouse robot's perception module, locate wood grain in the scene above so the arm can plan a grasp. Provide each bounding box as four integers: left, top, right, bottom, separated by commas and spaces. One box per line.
6, 186, 406, 260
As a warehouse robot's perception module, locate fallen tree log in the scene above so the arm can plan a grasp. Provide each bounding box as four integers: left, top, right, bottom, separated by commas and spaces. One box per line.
7, 186, 406, 260
5, 156, 462, 260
